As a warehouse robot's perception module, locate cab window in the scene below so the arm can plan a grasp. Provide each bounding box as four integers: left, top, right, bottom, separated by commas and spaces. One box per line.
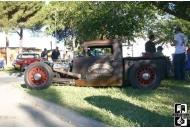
87, 46, 113, 56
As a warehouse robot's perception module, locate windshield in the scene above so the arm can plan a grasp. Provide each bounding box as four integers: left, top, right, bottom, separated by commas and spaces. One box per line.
89, 50, 104, 56
20, 54, 40, 59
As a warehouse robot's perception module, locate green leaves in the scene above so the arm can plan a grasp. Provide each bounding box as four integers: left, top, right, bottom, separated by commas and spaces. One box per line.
150, 1, 190, 22
75, 1, 158, 42
1, 1, 190, 48
0, 1, 44, 30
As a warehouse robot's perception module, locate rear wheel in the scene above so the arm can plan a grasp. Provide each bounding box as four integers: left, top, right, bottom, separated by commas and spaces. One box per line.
129, 62, 161, 90
24, 62, 53, 89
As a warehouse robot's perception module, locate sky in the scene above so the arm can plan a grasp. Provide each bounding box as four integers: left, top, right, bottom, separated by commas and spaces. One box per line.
0, 30, 64, 50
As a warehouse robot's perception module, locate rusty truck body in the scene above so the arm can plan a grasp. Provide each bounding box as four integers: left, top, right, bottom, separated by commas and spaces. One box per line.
24, 39, 170, 90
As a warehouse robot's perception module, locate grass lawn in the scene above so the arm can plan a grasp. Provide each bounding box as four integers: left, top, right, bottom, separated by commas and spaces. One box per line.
15, 79, 190, 127
0, 66, 24, 76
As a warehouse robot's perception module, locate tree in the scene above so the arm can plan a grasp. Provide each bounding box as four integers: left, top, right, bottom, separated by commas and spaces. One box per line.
38, 1, 187, 52
147, 17, 190, 46
77, 1, 159, 43
44, 1, 85, 52
0, 1, 44, 53
150, 1, 190, 22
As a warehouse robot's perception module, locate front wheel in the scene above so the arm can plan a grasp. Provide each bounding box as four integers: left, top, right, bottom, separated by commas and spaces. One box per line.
129, 62, 162, 90
24, 62, 53, 89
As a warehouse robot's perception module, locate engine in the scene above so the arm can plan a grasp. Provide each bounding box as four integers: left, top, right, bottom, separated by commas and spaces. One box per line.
53, 62, 70, 71
52, 59, 73, 72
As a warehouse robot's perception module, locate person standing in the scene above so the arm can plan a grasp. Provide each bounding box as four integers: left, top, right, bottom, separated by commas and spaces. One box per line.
145, 34, 156, 52
63, 51, 69, 60
41, 48, 48, 60
171, 26, 188, 80
51, 47, 60, 62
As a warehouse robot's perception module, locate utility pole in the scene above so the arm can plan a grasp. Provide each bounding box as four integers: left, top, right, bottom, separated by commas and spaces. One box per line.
132, 44, 134, 57
50, 41, 52, 51
5, 35, 9, 65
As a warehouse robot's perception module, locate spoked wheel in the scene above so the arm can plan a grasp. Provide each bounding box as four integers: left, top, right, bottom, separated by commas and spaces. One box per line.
28, 67, 49, 86
24, 62, 53, 89
129, 62, 161, 90
136, 66, 155, 87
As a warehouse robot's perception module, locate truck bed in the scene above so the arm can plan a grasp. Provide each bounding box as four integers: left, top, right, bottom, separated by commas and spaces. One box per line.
123, 56, 170, 81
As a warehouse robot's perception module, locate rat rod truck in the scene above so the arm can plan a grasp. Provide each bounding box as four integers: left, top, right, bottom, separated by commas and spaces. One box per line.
24, 39, 170, 90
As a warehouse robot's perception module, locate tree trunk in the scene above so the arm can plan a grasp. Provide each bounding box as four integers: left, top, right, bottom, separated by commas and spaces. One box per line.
5, 33, 10, 66
17, 28, 23, 53
71, 30, 77, 52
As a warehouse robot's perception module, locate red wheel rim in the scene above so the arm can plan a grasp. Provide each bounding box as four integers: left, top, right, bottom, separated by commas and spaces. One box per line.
28, 67, 48, 87
136, 66, 156, 87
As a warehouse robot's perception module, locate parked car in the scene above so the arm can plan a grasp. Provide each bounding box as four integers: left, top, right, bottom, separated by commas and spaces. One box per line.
12, 53, 40, 71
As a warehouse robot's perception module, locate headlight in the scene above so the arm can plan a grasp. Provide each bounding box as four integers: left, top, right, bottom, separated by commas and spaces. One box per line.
24, 61, 27, 64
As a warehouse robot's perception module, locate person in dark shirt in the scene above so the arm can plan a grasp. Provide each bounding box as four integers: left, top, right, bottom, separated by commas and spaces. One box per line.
145, 34, 156, 52
51, 47, 60, 62
41, 48, 48, 60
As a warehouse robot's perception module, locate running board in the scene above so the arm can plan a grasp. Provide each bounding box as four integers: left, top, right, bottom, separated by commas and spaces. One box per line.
53, 68, 81, 79
53, 78, 75, 86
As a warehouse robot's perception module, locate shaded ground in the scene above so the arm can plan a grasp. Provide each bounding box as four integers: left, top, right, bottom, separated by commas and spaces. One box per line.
0, 66, 24, 77
0, 74, 106, 127
0, 83, 74, 127
18, 79, 190, 127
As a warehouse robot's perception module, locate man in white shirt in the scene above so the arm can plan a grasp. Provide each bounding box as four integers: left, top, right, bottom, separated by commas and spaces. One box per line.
171, 26, 188, 80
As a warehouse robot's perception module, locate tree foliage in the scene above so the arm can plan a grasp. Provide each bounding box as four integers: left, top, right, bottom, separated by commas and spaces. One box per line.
42, 1, 160, 49
0, 1, 44, 31
148, 17, 190, 45
1, 1, 190, 53
76, 1, 159, 43
150, 1, 190, 22
0, 1, 44, 52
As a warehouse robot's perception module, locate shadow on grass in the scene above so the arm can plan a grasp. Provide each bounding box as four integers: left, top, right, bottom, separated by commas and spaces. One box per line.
119, 79, 190, 108
20, 84, 65, 106
85, 96, 172, 127
121, 79, 190, 95
19, 83, 173, 126
2, 67, 24, 77
21, 84, 27, 88
18, 80, 189, 126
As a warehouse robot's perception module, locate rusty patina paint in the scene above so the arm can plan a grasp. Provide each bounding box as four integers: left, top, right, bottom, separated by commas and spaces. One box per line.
73, 39, 123, 87
75, 78, 122, 87
54, 68, 81, 79
75, 80, 86, 86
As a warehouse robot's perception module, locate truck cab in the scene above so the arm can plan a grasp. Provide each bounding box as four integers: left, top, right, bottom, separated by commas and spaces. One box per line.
73, 39, 123, 87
